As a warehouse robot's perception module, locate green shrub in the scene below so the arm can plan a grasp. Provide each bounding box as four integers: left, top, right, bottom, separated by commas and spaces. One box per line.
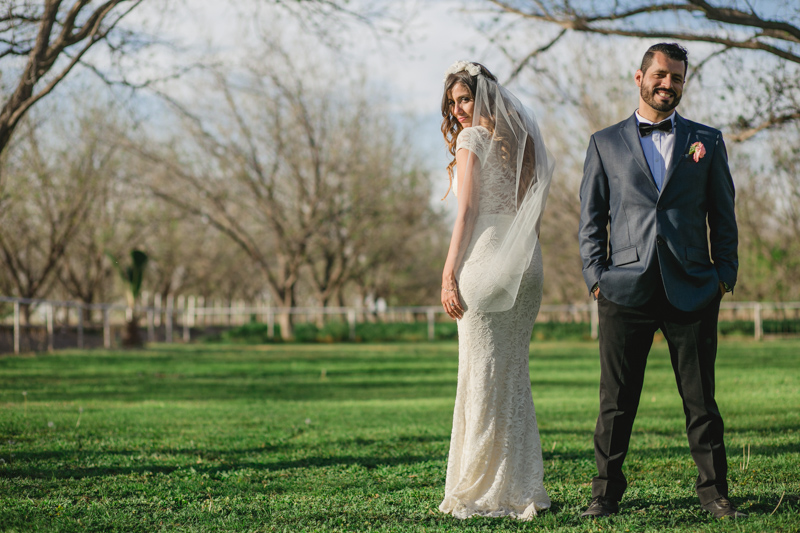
764, 318, 800, 334
295, 321, 458, 343
531, 321, 592, 341
204, 317, 800, 344
213, 322, 283, 344
718, 318, 800, 336
207, 319, 588, 343
718, 320, 754, 336
294, 321, 351, 343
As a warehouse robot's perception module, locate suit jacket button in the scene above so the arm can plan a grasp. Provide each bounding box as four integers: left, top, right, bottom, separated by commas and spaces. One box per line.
657, 237, 664, 245
657, 205, 663, 211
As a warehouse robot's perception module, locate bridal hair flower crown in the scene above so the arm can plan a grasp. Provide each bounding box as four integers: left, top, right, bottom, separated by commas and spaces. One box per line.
443, 60, 481, 83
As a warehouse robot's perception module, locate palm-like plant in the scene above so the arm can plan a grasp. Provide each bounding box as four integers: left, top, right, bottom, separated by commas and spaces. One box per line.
107, 249, 148, 347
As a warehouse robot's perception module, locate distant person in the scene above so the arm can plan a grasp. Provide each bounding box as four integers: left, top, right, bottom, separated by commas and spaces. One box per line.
438, 60, 555, 520
578, 43, 743, 519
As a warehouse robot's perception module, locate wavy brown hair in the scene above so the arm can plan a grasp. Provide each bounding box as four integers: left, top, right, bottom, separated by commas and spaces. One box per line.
440, 63, 497, 199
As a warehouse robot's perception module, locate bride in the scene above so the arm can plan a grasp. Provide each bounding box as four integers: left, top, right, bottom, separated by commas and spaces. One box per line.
438, 60, 555, 520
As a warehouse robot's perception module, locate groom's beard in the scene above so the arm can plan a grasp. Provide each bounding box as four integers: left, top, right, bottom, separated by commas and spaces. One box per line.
641, 85, 681, 113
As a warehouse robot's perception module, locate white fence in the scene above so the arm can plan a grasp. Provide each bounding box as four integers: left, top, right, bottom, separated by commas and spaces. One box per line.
1, 295, 798, 354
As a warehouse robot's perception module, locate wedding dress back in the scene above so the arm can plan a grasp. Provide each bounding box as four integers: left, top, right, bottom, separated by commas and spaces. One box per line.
451, 76, 554, 312
440, 72, 554, 520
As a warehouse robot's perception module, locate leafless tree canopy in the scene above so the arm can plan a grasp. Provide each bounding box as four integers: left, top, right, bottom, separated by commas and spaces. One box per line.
0, 102, 116, 322
0, 0, 145, 163
484, 0, 800, 141
0, 1, 445, 333
129, 43, 444, 336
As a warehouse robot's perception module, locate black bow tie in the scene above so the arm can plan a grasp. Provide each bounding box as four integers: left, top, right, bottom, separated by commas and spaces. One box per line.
638, 119, 672, 136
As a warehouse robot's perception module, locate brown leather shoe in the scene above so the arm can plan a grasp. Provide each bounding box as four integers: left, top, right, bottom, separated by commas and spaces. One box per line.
581, 496, 619, 518
701, 497, 747, 519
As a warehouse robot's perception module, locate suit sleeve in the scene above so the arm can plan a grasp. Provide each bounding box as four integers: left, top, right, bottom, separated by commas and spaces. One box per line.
706, 132, 738, 289
579, 135, 610, 292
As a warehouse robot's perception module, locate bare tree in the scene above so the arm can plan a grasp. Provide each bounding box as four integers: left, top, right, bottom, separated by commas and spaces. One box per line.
0, 0, 380, 181
300, 98, 444, 308
132, 45, 420, 337
481, 0, 800, 141
133, 36, 448, 335
135, 203, 267, 307
135, 77, 307, 338
56, 106, 131, 320
0, 108, 110, 322
58, 138, 267, 320
0, 0, 148, 167
346, 202, 447, 308
734, 133, 800, 301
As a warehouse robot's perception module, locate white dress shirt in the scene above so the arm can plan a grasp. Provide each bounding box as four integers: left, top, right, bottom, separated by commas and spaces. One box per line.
636, 111, 676, 192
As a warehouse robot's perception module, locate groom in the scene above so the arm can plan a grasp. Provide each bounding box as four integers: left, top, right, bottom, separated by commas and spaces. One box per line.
578, 43, 743, 519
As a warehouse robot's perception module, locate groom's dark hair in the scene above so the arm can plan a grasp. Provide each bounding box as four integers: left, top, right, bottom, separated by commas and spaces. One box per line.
641, 43, 688, 76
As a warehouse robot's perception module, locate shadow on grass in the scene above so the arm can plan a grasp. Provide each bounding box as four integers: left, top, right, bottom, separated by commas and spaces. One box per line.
542, 440, 800, 463
733, 490, 800, 516
625, 491, 800, 519
541, 419, 800, 438
616, 495, 712, 526
2, 428, 454, 482
59, 381, 459, 402
2, 376, 600, 403
1, 449, 445, 480
6, 431, 451, 463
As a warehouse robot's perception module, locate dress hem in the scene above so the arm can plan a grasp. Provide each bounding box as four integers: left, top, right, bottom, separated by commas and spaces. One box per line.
438, 498, 551, 521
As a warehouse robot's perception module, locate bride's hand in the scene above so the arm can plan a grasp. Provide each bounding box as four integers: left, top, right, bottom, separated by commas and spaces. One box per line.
441, 286, 464, 320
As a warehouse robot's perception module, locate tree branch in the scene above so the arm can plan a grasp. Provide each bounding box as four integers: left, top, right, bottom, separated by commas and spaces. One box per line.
505, 28, 567, 84
728, 111, 800, 142
486, 0, 800, 63
688, 0, 800, 43
0, 1, 144, 157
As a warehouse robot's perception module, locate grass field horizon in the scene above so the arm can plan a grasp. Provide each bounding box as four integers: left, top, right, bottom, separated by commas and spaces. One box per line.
1, 339, 798, 532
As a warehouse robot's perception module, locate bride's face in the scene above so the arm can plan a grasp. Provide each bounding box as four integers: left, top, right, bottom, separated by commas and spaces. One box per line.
448, 83, 474, 128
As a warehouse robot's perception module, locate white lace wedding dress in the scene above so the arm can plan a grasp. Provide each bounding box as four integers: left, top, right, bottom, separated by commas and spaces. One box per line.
439, 126, 550, 520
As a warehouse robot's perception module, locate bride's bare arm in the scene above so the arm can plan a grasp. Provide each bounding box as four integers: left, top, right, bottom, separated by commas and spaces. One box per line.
441, 148, 480, 319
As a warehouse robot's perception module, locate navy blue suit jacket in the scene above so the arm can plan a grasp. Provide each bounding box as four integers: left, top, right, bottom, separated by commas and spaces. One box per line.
579, 112, 738, 312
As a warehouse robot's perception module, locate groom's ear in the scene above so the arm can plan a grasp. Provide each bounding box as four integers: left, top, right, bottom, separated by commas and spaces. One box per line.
634, 69, 643, 88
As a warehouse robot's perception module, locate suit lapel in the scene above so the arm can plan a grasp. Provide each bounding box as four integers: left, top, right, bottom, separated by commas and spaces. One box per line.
661, 113, 691, 193
618, 114, 659, 194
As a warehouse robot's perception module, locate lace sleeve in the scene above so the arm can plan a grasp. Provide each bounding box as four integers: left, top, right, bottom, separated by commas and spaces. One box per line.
456, 126, 490, 165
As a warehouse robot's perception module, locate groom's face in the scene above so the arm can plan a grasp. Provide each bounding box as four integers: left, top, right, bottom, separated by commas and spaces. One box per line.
635, 52, 685, 116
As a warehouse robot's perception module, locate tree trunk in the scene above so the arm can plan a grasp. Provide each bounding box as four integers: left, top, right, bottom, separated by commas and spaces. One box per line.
22, 303, 32, 326
277, 312, 293, 341
122, 312, 144, 348
272, 285, 297, 340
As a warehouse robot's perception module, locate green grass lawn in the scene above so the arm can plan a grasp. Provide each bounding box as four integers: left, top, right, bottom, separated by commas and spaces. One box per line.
1, 339, 798, 532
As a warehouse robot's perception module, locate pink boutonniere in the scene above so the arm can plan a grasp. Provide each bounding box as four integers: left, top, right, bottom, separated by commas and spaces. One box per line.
688, 141, 706, 162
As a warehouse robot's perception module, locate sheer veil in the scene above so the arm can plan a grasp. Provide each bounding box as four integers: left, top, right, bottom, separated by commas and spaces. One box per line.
456, 75, 555, 312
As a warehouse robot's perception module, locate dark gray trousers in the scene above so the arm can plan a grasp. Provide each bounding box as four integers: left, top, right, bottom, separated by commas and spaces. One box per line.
591, 285, 728, 505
